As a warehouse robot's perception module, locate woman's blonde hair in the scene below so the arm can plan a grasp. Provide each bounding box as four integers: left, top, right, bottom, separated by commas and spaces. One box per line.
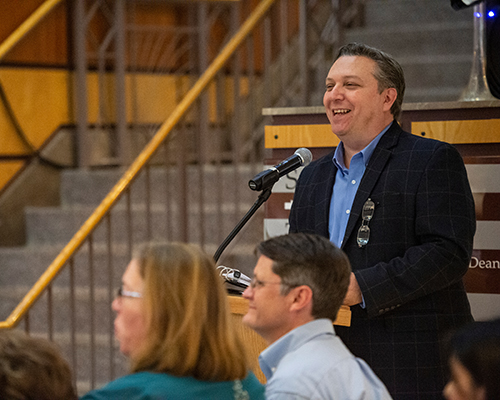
130, 242, 249, 381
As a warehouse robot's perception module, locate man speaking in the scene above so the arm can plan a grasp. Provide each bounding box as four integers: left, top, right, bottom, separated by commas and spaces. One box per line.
289, 43, 476, 399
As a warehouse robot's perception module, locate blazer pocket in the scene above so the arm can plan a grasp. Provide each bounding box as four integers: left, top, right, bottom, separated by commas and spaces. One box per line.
373, 192, 403, 208
371, 192, 404, 222
370, 192, 405, 244
384, 313, 457, 333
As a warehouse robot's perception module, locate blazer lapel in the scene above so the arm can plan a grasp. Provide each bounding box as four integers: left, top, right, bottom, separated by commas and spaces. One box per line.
316, 152, 337, 237
341, 121, 401, 248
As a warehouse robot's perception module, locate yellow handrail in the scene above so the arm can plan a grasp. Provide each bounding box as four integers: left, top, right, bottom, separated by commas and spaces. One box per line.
0, 0, 63, 62
0, 0, 276, 329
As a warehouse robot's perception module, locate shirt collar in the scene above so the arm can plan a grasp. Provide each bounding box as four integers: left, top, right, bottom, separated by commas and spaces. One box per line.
332, 122, 392, 172
259, 319, 335, 379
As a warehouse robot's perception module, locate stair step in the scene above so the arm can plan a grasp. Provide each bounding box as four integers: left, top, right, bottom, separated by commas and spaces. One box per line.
363, 0, 473, 26
60, 165, 262, 206
342, 15, 474, 102
401, 54, 472, 91
405, 86, 466, 103
24, 204, 264, 246
345, 21, 473, 58
1, 285, 117, 334
0, 242, 257, 322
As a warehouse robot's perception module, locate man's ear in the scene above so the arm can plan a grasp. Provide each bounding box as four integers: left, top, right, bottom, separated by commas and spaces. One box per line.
289, 285, 313, 313
383, 87, 397, 112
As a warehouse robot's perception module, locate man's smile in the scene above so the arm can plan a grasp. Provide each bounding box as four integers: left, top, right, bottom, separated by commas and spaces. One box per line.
333, 109, 351, 116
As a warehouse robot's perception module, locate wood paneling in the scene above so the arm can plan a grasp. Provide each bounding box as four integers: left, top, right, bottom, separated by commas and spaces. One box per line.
411, 119, 500, 143
0, 0, 68, 66
265, 124, 339, 148
0, 68, 69, 154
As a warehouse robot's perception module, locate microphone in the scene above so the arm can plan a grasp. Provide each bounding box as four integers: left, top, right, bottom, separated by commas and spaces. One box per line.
248, 148, 313, 191
217, 265, 251, 288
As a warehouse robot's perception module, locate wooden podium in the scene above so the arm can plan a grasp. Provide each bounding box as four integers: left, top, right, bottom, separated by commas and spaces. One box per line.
238, 99, 500, 382
229, 295, 351, 383
262, 100, 500, 323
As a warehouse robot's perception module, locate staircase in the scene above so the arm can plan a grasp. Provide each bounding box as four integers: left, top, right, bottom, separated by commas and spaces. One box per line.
341, 0, 474, 103
0, 164, 264, 394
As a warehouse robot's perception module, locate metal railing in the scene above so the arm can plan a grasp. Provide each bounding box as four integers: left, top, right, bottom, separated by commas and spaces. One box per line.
0, 0, 363, 394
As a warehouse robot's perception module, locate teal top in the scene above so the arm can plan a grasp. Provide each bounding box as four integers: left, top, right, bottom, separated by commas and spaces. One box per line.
79, 371, 265, 400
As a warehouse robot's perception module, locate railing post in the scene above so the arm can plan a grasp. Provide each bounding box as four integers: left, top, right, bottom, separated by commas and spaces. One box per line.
299, 0, 308, 105
115, 0, 129, 165
197, 2, 209, 247
73, 0, 90, 168
280, 0, 288, 105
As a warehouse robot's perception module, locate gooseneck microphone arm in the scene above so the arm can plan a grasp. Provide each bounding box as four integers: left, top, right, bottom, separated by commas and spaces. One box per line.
213, 187, 272, 263
214, 148, 312, 263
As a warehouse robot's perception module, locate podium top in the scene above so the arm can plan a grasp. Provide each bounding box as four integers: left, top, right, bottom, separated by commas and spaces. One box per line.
262, 100, 500, 117
228, 295, 351, 327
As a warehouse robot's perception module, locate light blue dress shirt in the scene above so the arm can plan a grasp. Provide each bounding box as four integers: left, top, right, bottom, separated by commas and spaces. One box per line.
329, 124, 391, 248
259, 319, 393, 400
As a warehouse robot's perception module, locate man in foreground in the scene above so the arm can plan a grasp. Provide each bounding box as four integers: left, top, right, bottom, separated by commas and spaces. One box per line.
242, 232, 392, 400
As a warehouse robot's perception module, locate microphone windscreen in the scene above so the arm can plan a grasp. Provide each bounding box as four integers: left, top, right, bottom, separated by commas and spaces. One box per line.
295, 148, 313, 167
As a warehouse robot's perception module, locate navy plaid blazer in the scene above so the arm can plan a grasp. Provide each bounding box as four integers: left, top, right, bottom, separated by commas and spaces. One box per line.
289, 121, 476, 399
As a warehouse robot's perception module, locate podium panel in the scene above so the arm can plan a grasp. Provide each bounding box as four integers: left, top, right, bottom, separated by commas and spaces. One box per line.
263, 101, 500, 322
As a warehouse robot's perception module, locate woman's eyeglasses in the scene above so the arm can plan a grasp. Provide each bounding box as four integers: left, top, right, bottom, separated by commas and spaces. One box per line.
116, 287, 143, 299
357, 198, 375, 248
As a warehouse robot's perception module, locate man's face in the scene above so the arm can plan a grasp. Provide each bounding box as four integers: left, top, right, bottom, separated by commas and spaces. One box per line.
323, 55, 394, 142
242, 255, 294, 344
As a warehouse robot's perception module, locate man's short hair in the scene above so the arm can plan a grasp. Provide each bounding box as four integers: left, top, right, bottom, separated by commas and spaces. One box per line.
257, 233, 351, 321
447, 318, 500, 400
0, 329, 76, 400
336, 42, 406, 120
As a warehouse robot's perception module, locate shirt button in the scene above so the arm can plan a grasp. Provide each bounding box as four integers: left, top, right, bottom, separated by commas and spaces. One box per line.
346, 209, 350, 214
351, 180, 356, 184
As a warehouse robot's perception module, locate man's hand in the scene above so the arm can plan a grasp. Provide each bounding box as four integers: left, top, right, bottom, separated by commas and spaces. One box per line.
343, 273, 363, 306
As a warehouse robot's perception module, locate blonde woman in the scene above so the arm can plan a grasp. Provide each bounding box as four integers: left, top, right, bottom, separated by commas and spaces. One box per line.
80, 242, 264, 400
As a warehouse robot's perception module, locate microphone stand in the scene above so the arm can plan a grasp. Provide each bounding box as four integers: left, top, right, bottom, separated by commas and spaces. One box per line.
214, 186, 273, 263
